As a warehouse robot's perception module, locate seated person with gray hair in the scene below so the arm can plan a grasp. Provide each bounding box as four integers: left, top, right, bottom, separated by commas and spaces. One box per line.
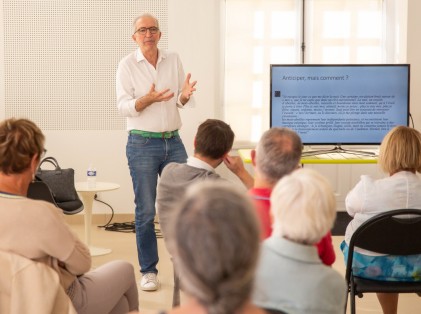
250, 127, 335, 266
161, 180, 267, 314
253, 168, 346, 314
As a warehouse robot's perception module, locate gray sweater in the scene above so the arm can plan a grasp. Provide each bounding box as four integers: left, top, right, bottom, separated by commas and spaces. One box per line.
253, 237, 346, 314
156, 162, 220, 243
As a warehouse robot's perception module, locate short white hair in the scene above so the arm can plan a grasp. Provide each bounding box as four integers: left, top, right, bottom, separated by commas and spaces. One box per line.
271, 168, 336, 244
132, 13, 159, 33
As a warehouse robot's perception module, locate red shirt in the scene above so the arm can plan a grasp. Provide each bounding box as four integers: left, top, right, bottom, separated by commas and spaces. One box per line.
249, 187, 336, 266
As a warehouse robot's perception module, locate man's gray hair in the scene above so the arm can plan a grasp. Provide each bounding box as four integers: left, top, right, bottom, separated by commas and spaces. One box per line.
256, 127, 302, 185
132, 13, 159, 33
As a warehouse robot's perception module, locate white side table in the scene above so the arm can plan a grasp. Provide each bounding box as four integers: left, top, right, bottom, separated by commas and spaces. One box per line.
75, 182, 120, 256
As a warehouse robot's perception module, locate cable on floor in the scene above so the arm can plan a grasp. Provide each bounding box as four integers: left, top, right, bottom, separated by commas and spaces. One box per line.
95, 194, 114, 228
94, 194, 162, 237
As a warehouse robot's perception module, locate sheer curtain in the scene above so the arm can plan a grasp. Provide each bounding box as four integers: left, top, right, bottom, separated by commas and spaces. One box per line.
224, 0, 405, 144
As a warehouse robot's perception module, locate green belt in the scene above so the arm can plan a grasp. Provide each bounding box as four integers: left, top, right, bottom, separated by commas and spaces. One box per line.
130, 129, 179, 138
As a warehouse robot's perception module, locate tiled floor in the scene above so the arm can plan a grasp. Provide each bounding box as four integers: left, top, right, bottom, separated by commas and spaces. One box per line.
68, 221, 420, 314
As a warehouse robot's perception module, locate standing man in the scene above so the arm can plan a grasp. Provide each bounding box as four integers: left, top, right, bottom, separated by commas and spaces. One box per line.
116, 13, 197, 291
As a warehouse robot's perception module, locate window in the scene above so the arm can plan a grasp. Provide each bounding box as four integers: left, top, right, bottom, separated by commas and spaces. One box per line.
306, 1, 383, 63
224, 0, 405, 144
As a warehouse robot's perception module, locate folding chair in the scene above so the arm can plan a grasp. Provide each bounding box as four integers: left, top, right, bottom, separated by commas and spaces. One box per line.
345, 208, 421, 314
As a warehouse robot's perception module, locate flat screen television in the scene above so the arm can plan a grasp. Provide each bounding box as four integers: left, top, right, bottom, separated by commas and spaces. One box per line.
270, 64, 410, 150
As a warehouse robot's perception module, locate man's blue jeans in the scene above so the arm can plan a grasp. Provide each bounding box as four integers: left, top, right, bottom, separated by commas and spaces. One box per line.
126, 134, 187, 274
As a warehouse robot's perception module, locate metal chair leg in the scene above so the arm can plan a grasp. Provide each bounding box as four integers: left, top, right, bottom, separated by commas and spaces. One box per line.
350, 277, 356, 314
172, 265, 180, 307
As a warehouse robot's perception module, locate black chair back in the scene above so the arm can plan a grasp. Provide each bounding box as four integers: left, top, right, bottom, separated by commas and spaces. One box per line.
345, 208, 421, 314
346, 208, 421, 281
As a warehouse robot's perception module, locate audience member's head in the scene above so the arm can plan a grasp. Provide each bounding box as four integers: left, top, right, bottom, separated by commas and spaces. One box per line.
253, 127, 302, 186
378, 125, 421, 175
169, 180, 260, 314
0, 118, 45, 175
271, 168, 336, 245
194, 119, 235, 160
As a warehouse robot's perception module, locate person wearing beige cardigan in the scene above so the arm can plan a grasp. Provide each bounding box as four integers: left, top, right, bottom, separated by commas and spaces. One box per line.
0, 250, 76, 313
0, 118, 139, 314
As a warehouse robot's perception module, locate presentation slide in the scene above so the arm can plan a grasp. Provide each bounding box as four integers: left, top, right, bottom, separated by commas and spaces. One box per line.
270, 65, 409, 145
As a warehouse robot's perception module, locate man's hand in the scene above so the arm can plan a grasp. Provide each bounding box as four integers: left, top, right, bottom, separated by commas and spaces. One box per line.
223, 155, 254, 189
135, 83, 175, 112
224, 155, 246, 175
180, 73, 197, 105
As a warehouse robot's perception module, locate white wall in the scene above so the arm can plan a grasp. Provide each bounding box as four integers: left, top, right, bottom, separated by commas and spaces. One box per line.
407, 0, 421, 129
168, 0, 221, 153
0, 1, 221, 214
67, 0, 221, 214
1, 0, 420, 214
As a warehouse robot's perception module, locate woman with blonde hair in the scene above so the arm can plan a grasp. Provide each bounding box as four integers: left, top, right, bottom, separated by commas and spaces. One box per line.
341, 125, 421, 314
0, 118, 139, 314
162, 180, 267, 314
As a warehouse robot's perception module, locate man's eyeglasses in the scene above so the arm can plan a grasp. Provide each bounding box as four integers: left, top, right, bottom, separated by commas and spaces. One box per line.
41, 148, 47, 159
134, 27, 159, 35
